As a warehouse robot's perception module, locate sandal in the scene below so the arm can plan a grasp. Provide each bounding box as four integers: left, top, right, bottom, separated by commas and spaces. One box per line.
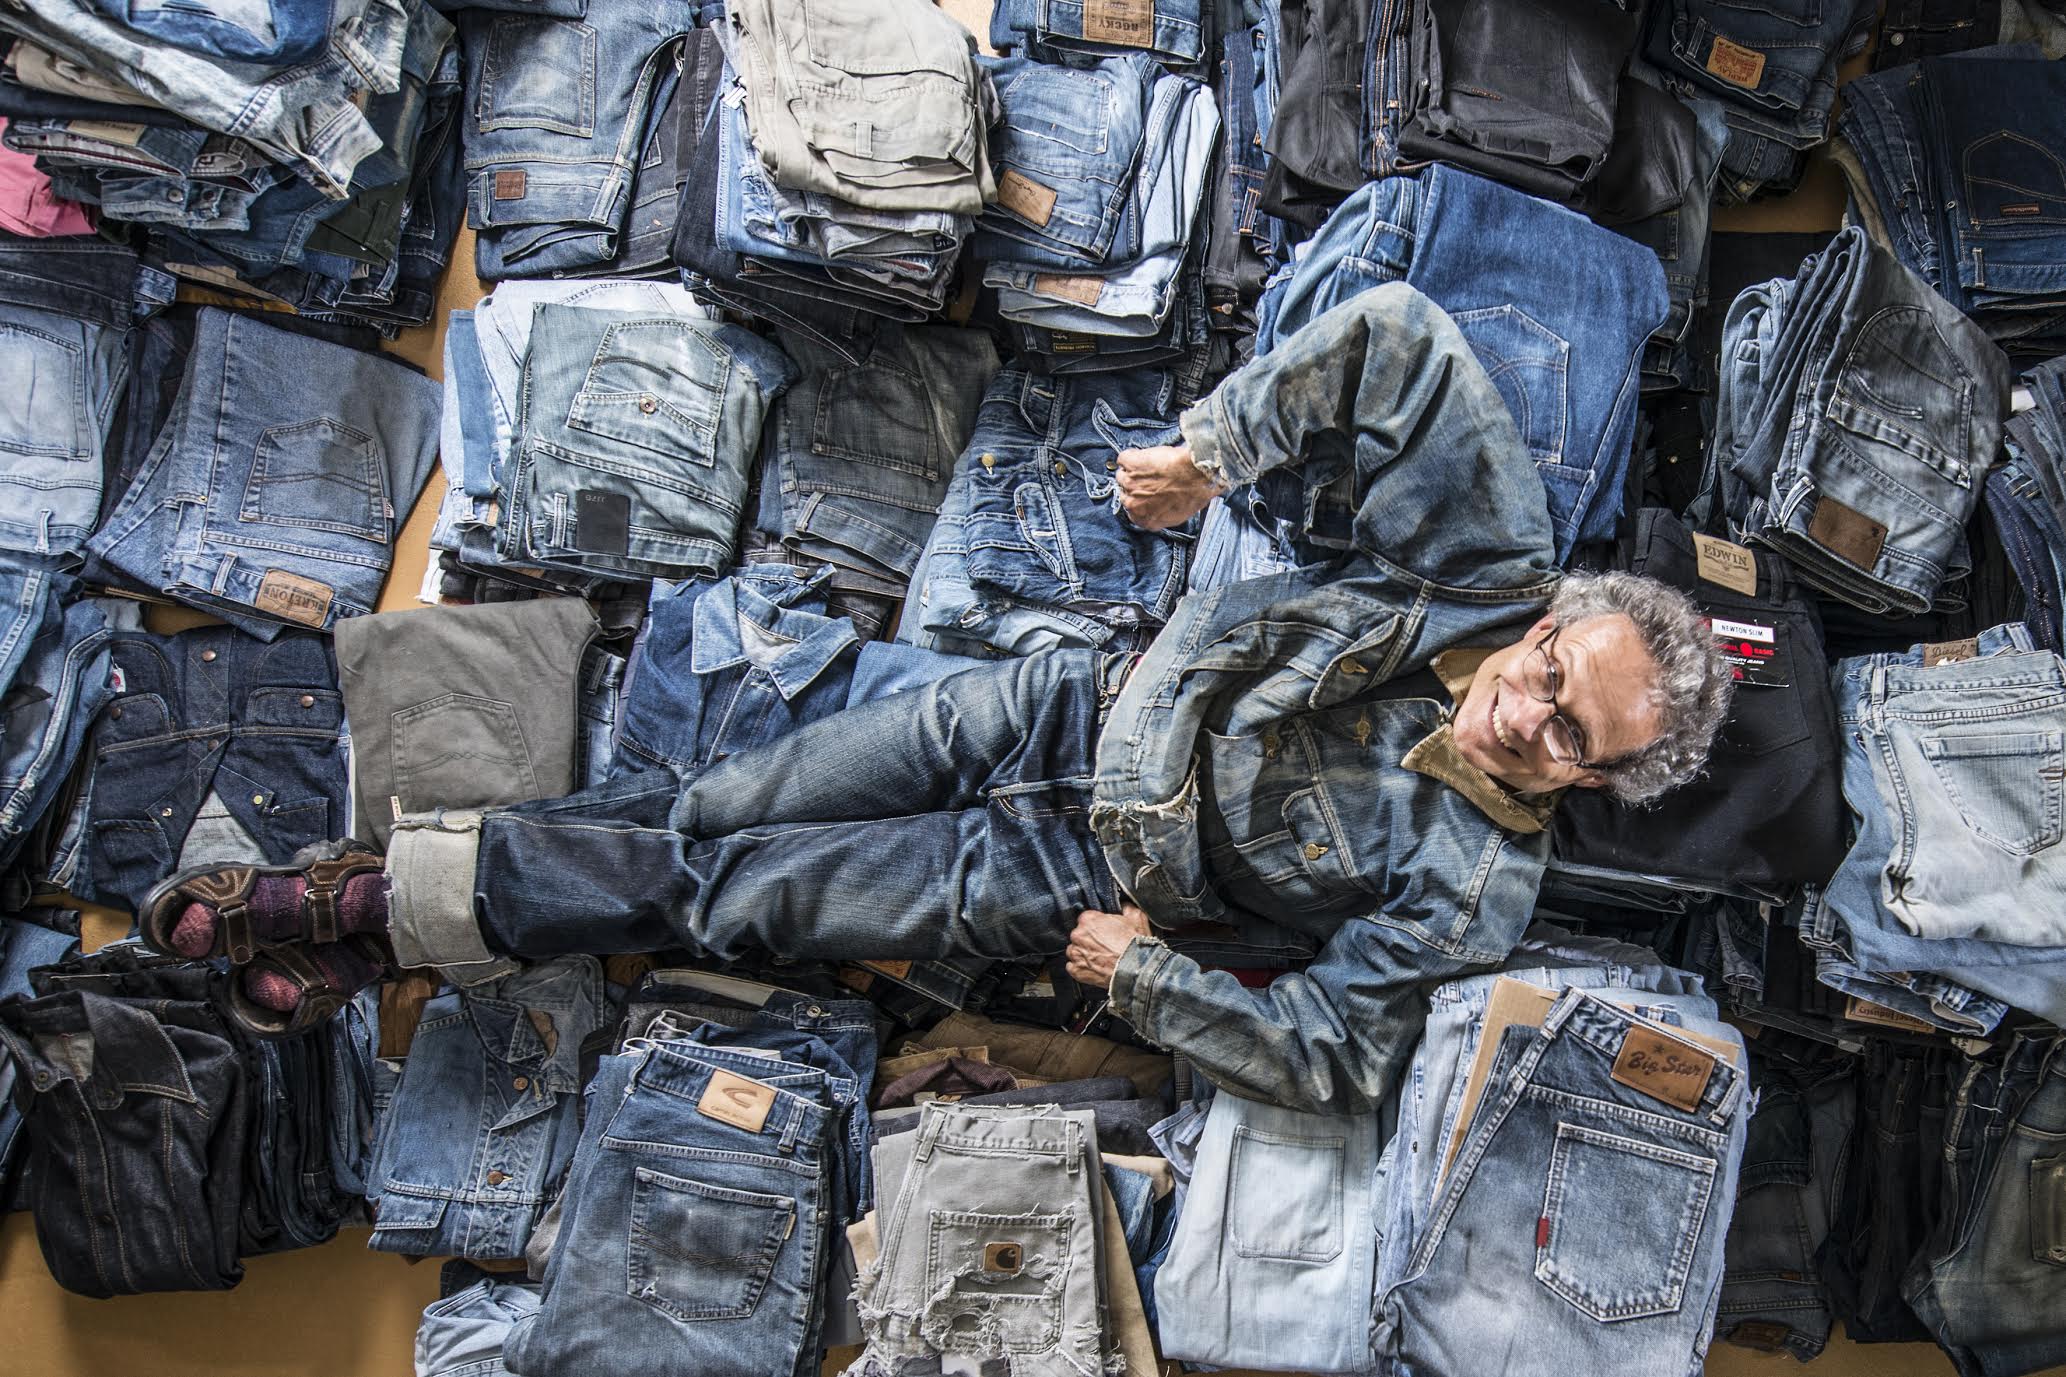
223, 935, 392, 1039
140, 839, 384, 964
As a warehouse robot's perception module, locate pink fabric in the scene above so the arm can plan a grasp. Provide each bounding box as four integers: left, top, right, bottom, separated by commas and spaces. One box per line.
0, 119, 95, 237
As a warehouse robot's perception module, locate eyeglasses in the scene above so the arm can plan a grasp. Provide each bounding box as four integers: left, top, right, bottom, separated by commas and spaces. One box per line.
1518, 625, 1597, 769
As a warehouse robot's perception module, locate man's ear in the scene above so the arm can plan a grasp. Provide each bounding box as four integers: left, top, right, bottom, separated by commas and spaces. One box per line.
1525, 611, 1558, 639
1572, 773, 1608, 790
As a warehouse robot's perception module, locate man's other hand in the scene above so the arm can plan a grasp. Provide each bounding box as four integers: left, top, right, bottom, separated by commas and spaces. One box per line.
1117, 444, 1217, 530
1065, 904, 1152, 991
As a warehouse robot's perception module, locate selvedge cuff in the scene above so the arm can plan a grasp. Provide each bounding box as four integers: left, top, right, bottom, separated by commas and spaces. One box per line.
385, 809, 517, 986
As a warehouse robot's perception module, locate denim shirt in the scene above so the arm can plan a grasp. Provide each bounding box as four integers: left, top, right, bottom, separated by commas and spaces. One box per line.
1093, 283, 1563, 1113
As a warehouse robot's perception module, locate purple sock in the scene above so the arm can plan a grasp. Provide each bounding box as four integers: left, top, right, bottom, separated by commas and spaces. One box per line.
170, 872, 389, 957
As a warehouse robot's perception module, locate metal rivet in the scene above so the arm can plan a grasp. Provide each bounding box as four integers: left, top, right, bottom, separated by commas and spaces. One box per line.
1341, 658, 1367, 675
980, 453, 996, 470
512, 1076, 529, 1090
200, 649, 217, 662
638, 395, 658, 414
109, 706, 122, 719
1890, 30, 1904, 43
486, 1170, 509, 1185
1303, 842, 1328, 860
252, 794, 265, 806
159, 807, 173, 817
1052, 461, 1066, 476
1105, 459, 1118, 471
300, 694, 315, 708
806, 1006, 824, 1017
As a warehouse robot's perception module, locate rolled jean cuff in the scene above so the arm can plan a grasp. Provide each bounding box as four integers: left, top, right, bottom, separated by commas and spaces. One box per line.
386, 809, 516, 984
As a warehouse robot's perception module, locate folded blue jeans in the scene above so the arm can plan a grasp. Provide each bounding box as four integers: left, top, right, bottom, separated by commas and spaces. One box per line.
989, 0, 1205, 66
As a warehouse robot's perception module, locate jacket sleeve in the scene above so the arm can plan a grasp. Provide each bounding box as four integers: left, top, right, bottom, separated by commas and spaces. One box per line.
1179, 280, 1559, 590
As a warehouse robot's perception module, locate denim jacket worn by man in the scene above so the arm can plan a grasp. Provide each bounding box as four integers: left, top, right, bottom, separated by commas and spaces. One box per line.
1091, 281, 1563, 1112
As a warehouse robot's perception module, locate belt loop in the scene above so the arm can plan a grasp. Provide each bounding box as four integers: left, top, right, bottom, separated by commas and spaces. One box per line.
1541, 987, 1582, 1039
1065, 1120, 1082, 1174
914, 1107, 939, 1163
778, 1102, 802, 1155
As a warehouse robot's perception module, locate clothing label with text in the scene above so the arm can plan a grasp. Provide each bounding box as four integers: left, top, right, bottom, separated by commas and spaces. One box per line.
1706, 34, 1767, 88
1922, 637, 1980, 667
1083, 0, 1154, 44
997, 170, 1058, 227
1806, 497, 1887, 569
1611, 1025, 1716, 1112
254, 570, 334, 628
1693, 533, 1758, 596
1033, 274, 1106, 306
1843, 996, 1938, 1034
698, 1069, 776, 1132
1708, 616, 1787, 687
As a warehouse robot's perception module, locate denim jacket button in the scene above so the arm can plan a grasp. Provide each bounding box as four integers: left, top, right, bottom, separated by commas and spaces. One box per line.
159, 807, 173, 818
200, 649, 217, 663
251, 794, 264, 806
638, 395, 658, 414
486, 1170, 509, 1185
1052, 461, 1066, 476
1303, 842, 1328, 860
109, 706, 122, 720
300, 695, 315, 708
1341, 658, 1368, 675
512, 1076, 529, 1091
980, 453, 996, 470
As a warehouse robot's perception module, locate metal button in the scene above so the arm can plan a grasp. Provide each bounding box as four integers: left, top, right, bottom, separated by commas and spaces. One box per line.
1890, 30, 1904, 43
1052, 461, 1067, 476
251, 794, 265, 806
300, 694, 315, 708
638, 395, 658, 414
806, 1005, 824, 1017
1106, 459, 1118, 471
109, 706, 122, 720
1303, 842, 1328, 860
159, 807, 173, 818
980, 452, 996, 470
1341, 658, 1368, 675
512, 1076, 529, 1091
486, 1170, 509, 1185
200, 649, 217, 662
1263, 732, 1280, 758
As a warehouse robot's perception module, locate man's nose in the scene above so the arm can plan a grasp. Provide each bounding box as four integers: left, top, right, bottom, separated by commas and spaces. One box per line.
1502, 685, 1557, 740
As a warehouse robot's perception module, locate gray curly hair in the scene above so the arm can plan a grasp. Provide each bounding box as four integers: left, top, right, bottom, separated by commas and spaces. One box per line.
1550, 571, 1734, 805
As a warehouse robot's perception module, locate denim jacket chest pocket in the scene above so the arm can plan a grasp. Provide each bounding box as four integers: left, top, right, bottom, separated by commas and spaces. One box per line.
1207, 718, 1373, 913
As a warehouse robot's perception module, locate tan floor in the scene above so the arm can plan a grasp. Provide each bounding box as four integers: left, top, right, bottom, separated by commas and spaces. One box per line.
3, 3, 2060, 1375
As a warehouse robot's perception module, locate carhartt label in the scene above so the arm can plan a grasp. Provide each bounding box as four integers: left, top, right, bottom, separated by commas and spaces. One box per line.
493, 169, 526, 200
698, 1069, 775, 1132
1806, 497, 1887, 569
1611, 1025, 1716, 1112
254, 570, 334, 628
1844, 996, 1938, 1034
863, 959, 914, 980
2002, 204, 2042, 216
997, 170, 1058, 227
1922, 637, 1981, 667
1033, 273, 1105, 306
67, 120, 146, 146
982, 1242, 1024, 1274
1693, 533, 1758, 596
1706, 34, 1767, 88
1083, 0, 1154, 45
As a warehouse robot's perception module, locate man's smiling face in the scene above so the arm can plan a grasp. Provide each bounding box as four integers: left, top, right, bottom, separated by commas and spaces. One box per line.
1452, 611, 1665, 794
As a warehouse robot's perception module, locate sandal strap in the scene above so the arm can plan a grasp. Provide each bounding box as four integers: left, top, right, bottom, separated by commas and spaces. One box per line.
302, 854, 379, 946
218, 901, 256, 965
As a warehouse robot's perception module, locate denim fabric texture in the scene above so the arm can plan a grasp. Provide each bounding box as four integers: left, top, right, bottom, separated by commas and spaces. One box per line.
0, 915, 79, 1189
1710, 226, 2011, 615
416, 1268, 543, 1377
1095, 285, 1558, 1114
0, 989, 247, 1296
0, 566, 113, 871
84, 306, 442, 636
989, 0, 1206, 66
1255, 167, 1666, 560
367, 956, 608, 1259
75, 625, 347, 911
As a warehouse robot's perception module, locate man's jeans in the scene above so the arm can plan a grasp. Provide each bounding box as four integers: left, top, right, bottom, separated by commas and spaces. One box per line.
1256, 166, 1666, 561
0, 233, 134, 561
1709, 226, 2010, 615
367, 956, 608, 1260
388, 649, 1127, 980
84, 306, 441, 636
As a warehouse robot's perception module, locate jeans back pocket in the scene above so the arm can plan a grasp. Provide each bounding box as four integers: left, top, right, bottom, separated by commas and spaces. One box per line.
1920, 729, 2066, 858
391, 693, 544, 815
1447, 305, 1571, 466
924, 1209, 1073, 1353
0, 319, 86, 461
627, 1166, 795, 1322
1536, 1122, 1717, 1322
240, 417, 389, 542
475, 17, 597, 138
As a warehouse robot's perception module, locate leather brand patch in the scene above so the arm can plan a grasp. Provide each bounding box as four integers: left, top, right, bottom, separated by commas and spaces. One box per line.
1083, 0, 1154, 45
1033, 273, 1106, 306
1611, 1025, 1716, 1113
1843, 996, 1938, 1033
2002, 204, 2042, 217
1727, 1321, 1796, 1352
254, 570, 334, 628
68, 120, 147, 146
1806, 497, 1887, 570
1921, 637, 1981, 667
997, 170, 1058, 227
982, 1242, 1024, 1273
1706, 34, 1767, 88
1693, 533, 1758, 596
575, 490, 630, 555
493, 169, 527, 200
698, 1069, 775, 1133
862, 959, 914, 980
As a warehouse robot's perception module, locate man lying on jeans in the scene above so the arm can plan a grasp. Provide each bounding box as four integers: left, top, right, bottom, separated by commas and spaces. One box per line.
147, 284, 1732, 1114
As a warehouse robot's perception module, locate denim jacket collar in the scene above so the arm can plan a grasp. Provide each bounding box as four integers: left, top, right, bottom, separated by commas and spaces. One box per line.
1400, 649, 1558, 835
689, 571, 860, 701
0, 992, 200, 1111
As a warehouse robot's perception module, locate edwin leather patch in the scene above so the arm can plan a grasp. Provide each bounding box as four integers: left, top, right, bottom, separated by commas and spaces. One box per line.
493, 169, 526, 200
997, 170, 1058, 227
1706, 34, 1767, 88
1611, 1025, 1715, 1112
1083, 0, 1153, 45
1806, 497, 1887, 569
698, 1069, 776, 1133
1033, 273, 1105, 306
254, 570, 334, 627
1693, 533, 1758, 596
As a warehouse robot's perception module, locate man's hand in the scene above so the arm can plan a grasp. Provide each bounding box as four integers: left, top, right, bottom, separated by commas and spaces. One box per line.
1117, 444, 1218, 530
1065, 904, 1152, 991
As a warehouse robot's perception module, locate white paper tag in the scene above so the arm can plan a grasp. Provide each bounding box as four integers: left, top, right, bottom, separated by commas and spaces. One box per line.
1709, 617, 1774, 644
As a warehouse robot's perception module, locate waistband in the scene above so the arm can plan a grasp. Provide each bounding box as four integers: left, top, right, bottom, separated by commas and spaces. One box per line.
624, 1036, 838, 1153
911, 1101, 1094, 1167
1541, 987, 1745, 1125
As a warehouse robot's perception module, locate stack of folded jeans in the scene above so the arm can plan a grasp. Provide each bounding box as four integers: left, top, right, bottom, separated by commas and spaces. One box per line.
1204, 0, 1296, 346
978, 55, 1220, 349
1874, 0, 2066, 65
900, 367, 1198, 657
0, 115, 90, 234
852, 1101, 1123, 1377
1553, 509, 1848, 904
1372, 959, 1751, 1377
84, 307, 441, 634
1640, 0, 1876, 202
989, 0, 1207, 69
0, 0, 462, 332
1809, 623, 2066, 1034
1837, 48, 2066, 357
1618, 94, 1730, 392
1902, 1031, 2066, 1377
1257, 165, 1667, 563
365, 956, 609, 1260
1989, 355, 2066, 652
1707, 227, 2012, 616
506, 1015, 871, 1377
